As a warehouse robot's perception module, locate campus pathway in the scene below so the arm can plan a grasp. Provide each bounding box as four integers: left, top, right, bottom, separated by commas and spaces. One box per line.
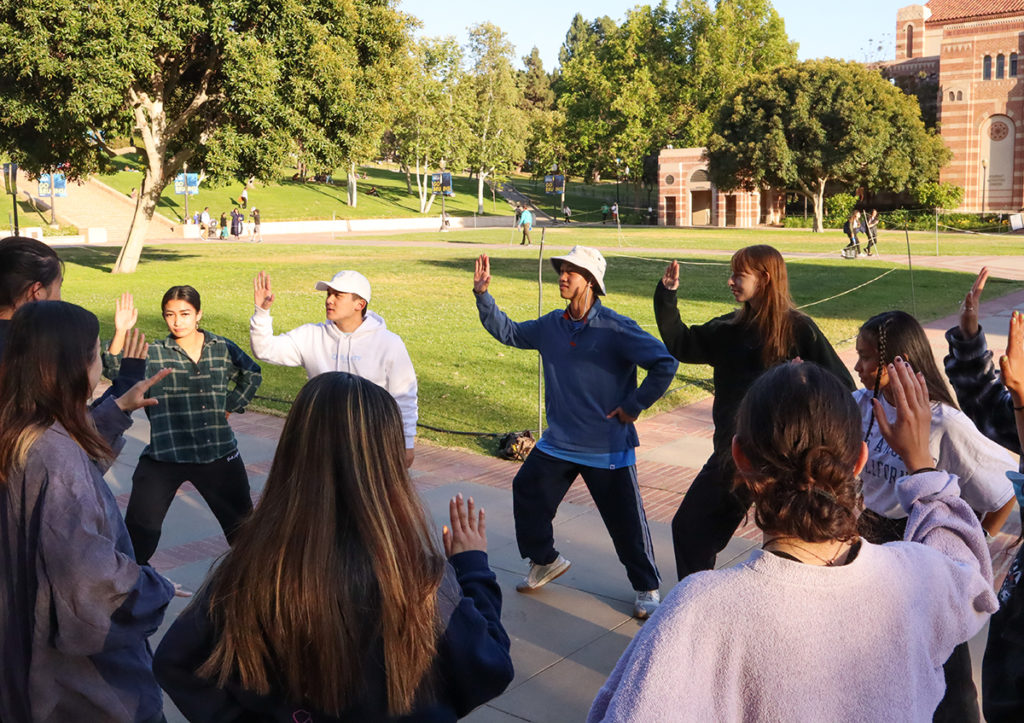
98, 254, 1024, 722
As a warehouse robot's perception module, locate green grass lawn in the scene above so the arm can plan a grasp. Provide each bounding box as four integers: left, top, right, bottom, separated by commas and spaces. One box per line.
57, 238, 1022, 455
97, 154, 513, 223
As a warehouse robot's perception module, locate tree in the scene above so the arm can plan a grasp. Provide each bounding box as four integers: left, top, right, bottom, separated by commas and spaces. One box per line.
706, 59, 951, 232
0, 0, 408, 272
389, 37, 472, 213
466, 22, 526, 214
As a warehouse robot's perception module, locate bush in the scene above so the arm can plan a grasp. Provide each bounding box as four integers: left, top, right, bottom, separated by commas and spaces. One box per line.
825, 192, 857, 223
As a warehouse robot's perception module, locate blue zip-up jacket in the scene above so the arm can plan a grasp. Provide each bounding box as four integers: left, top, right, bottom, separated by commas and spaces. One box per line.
476, 291, 678, 454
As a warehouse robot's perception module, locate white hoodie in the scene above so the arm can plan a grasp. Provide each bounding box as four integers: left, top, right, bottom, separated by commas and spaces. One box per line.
250, 307, 418, 447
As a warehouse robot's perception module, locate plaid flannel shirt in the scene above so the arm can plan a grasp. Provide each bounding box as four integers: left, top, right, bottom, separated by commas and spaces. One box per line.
103, 331, 262, 463
943, 325, 1021, 456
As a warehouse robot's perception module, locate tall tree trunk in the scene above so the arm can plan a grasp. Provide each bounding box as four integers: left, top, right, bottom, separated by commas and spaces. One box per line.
812, 178, 826, 233
347, 162, 357, 207
113, 173, 160, 273
476, 168, 487, 214
401, 162, 412, 194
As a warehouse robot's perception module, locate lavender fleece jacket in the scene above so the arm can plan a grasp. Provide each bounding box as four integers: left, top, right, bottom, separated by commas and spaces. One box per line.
589, 471, 998, 722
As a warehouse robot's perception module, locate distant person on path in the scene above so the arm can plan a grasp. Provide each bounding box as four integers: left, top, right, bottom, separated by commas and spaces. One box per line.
589, 362, 997, 721
239, 187, 248, 209
219, 212, 227, 239
518, 206, 533, 245
230, 207, 243, 241
843, 209, 863, 256
200, 207, 211, 238
248, 208, 262, 243
0, 301, 176, 723
473, 247, 678, 619
154, 372, 514, 721
611, 202, 619, 224
864, 208, 880, 255
562, 204, 571, 224
104, 288, 262, 580
601, 202, 609, 224
250, 270, 418, 467
654, 245, 854, 581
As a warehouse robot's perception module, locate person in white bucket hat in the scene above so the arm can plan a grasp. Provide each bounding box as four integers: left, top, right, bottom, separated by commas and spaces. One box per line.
249, 269, 418, 467
472, 246, 678, 619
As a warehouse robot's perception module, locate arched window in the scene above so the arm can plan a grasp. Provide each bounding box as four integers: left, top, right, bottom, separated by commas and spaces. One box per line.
997, 54, 1005, 79
906, 25, 914, 58
1011, 53, 1018, 77
957, 90, 963, 101
984, 55, 992, 80
949, 91, 955, 101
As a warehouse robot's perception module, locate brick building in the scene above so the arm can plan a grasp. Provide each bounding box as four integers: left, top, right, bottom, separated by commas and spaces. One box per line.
656, 147, 785, 228
887, 1, 1024, 212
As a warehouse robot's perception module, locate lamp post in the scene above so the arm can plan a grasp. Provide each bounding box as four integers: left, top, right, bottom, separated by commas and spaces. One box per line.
615, 158, 621, 206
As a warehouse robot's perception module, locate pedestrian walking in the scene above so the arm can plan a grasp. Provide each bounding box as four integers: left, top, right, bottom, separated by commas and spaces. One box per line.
518, 206, 533, 245
249, 207, 262, 243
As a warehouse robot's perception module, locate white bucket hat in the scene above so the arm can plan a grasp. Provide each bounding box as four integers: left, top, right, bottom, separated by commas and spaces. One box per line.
550, 245, 607, 295
314, 270, 372, 303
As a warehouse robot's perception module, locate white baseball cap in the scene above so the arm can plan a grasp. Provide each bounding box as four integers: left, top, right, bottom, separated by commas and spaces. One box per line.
550, 245, 607, 295
314, 270, 371, 303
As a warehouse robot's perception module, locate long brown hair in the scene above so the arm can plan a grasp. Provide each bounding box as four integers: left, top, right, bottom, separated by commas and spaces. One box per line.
0, 301, 111, 482
196, 372, 445, 715
733, 362, 862, 542
732, 245, 802, 365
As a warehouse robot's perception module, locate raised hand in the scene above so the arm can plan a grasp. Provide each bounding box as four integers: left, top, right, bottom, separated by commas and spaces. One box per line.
1000, 310, 1024, 405
115, 368, 173, 414
442, 493, 487, 557
959, 267, 989, 339
662, 260, 680, 291
873, 357, 933, 473
473, 254, 491, 295
122, 328, 149, 360
113, 292, 138, 333
254, 271, 275, 310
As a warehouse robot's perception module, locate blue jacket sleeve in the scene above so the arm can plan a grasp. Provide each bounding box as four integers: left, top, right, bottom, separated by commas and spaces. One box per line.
224, 339, 262, 414
92, 356, 147, 408
475, 291, 543, 350
617, 318, 678, 419
436, 550, 514, 717
943, 326, 1020, 454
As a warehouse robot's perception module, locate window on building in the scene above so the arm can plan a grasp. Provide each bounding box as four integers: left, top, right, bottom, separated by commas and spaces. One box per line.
997, 54, 1005, 79
949, 91, 955, 101
984, 55, 992, 80
957, 90, 963, 101
1011, 53, 1018, 77
906, 25, 914, 58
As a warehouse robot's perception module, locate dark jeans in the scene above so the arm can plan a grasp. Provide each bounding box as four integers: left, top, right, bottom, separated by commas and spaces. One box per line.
126, 452, 253, 565
513, 448, 660, 591
671, 452, 750, 581
859, 509, 981, 722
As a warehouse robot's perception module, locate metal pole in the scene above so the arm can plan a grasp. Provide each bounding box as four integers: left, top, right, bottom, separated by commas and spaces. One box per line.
537, 228, 546, 436
49, 178, 56, 225
935, 208, 939, 256
183, 162, 189, 222
904, 224, 917, 317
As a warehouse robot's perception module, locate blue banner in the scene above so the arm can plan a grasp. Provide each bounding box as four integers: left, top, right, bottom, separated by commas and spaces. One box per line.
174, 173, 199, 195
431, 172, 454, 196
544, 174, 565, 194
52, 173, 67, 198
38, 173, 51, 197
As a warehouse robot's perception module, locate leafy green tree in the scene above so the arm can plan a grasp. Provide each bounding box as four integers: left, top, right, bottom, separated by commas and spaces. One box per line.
0, 0, 408, 272
706, 59, 951, 232
466, 23, 526, 215
389, 36, 472, 213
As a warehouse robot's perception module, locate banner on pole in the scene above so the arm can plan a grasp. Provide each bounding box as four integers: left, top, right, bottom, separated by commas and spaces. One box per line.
544, 174, 564, 195
431, 172, 454, 196
52, 173, 67, 198
2, 163, 16, 195
173, 173, 199, 196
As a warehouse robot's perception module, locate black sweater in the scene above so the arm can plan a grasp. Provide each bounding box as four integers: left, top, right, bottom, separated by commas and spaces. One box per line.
154, 550, 514, 722
654, 282, 856, 451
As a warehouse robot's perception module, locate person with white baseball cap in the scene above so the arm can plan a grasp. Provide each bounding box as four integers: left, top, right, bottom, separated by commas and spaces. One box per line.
473, 246, 678, 619
250, 269, 418, 466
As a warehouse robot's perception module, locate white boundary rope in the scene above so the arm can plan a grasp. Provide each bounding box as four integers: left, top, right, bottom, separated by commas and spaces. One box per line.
796, 268, 899, 310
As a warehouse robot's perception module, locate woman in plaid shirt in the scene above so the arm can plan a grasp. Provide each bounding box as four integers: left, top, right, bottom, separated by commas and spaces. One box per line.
104, 286, 262, 579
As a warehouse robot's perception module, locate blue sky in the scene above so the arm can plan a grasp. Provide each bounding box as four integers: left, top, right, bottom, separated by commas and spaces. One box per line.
398, 0, 910, 70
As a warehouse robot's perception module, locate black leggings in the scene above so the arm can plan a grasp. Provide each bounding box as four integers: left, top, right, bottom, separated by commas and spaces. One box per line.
859, 509, 981, 722
125, 452, 253, 565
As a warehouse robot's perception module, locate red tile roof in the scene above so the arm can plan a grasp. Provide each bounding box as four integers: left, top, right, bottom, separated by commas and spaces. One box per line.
926, 0, 1024, 23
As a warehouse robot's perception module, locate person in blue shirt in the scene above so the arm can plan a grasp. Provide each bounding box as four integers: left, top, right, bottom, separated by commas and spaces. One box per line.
473, 246, 678, 619
518, 206, 534, 245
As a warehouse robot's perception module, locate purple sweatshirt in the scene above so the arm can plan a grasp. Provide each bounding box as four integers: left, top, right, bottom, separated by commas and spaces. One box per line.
589, 471, 997, 722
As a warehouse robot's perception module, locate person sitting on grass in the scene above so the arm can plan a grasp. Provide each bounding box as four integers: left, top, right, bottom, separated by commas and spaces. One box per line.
153, 372, 514, 721
589, 361, 997, 721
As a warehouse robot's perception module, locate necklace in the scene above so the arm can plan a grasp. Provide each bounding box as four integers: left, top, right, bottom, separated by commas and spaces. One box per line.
762, 537, 851, 566
567, 306, 588, 321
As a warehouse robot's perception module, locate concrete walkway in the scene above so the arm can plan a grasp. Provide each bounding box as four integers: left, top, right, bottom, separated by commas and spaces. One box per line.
99, 258, 1024, 721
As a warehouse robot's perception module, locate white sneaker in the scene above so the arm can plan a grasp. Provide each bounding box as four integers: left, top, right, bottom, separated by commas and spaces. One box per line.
516, 555, 571, 592
633, 589, 660, 619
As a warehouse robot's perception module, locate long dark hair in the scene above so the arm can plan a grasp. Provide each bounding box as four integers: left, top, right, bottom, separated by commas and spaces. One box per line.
731, 245, 803, 365
196, 373, 445, 715
161, 285, 201, 311
733, 363, 862, 542
0, 301, 111, 481
0, 236, 63, 310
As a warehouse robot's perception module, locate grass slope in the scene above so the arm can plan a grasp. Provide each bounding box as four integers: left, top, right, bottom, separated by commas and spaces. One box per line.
59, 236, 1019, 455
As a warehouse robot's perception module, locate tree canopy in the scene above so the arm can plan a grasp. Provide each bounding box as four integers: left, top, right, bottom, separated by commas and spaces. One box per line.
706, 58, 951, 231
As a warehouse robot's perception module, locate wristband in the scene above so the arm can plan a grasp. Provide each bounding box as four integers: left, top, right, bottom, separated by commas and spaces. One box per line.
910, 466, 938, 475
